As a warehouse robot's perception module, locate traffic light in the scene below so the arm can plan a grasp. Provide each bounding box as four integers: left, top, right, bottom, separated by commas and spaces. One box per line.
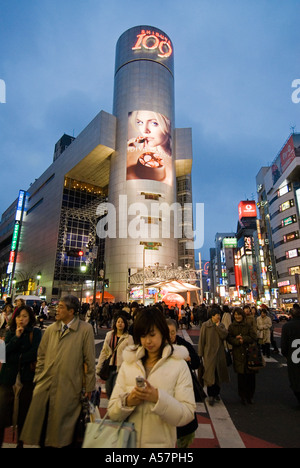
66, 249, 84, 258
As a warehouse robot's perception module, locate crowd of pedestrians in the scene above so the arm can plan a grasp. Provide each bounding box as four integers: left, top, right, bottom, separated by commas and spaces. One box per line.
0, 295, 299, 449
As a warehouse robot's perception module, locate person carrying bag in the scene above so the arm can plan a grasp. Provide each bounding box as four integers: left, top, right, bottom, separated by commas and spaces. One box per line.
96, 315, 133, 398
82, 411, 136, 449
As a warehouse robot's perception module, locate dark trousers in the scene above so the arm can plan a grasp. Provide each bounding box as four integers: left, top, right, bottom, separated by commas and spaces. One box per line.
237, 373, 256, 401
18, 382, 35, 441
0, 384, 14, 448
261, 343, 270, 358
294, 392, 300, 405
207, 383, 220, 398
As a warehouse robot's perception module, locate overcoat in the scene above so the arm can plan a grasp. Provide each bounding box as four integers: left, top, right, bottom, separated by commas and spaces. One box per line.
96, 330, 133, 375
0, 326, 41, 386
108, 344, 195, 448
257, 315, 272, 344
198, 319, 229, 387
21, 317, 95, 447
227, 319, 257, 374
281, 317, 300, 392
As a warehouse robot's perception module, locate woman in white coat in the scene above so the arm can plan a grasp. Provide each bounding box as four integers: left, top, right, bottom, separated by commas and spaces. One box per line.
257, 310, 272, 358
96, 314, 133, 398
107, 307, 195, 448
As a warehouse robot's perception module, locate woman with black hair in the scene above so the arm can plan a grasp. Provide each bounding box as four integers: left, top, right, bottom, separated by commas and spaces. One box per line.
108, 307, 195, 448
228, 307, 258, 405
96, 314, 133, 398
0, 305, 41, 448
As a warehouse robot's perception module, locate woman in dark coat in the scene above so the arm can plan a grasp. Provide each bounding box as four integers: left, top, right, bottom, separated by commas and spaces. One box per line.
167, 319, 200, 448
227, 307, 257, 405
281, 304, 300, 405
0, 306, 41, 447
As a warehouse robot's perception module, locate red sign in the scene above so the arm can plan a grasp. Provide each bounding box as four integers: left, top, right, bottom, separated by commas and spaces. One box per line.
280, 135, 296, 173
163, 293, 185, 307
9, 251, 15, 263
238, 201, 257, 220
132, 30, 173, 58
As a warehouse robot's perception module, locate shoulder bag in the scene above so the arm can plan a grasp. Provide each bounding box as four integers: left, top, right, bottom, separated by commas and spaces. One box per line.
247, 343, 266, 371
82, 411, 136, 449
99, 334, 126, 381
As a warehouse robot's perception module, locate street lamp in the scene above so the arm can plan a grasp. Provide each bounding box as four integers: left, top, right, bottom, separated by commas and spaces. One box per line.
36, 271, 42, 296
12, 277, 17, 301
36, 271, 42, 285
80, 264, 87, 305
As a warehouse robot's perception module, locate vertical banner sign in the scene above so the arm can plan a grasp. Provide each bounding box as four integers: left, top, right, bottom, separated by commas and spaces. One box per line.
6, 190, 28, 294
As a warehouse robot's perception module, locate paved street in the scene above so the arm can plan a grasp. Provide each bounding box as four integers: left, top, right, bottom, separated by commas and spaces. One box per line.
183, 323, 300, 449
3, 320, 299, 449
93, 320, 299, 449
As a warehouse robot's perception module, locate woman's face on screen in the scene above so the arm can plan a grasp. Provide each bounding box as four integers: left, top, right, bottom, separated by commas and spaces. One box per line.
135, 111, 169, 149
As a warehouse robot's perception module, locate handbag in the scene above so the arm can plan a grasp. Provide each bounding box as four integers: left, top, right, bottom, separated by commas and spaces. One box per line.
247, 343, 266, 371
82, 412, 136, 449
99, 334, 126, 381
197, 358, 205, 387
99, 357, 111, 381
190, 368, 206, 402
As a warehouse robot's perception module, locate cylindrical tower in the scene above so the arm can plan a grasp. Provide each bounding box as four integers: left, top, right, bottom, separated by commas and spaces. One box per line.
105, 26, 178, 301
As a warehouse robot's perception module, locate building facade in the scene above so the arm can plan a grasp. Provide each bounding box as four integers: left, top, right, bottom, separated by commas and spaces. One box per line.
0, 26, 195, 303
256, 133, 300, 306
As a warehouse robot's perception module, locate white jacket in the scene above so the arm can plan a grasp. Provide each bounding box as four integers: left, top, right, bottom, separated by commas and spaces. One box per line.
96, 330, 134, 375
107, 344, 196, 448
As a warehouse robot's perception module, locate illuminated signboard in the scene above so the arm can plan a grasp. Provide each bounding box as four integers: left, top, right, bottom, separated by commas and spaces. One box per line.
280, 200, 294, 212
127, 110, 172, 186
238, 201, 257, 220
132, 29, 173, 58
244, 236, 253, 254
284, 231, 299, 243
222, 238, 237, 248
286, 249, 300, 259
278, 280, 290, 287
15, 190, 25, 221
278, 184, 290, 197
282, 215, 297, 227
11, 223, 20, 251
6, 190, 27, 278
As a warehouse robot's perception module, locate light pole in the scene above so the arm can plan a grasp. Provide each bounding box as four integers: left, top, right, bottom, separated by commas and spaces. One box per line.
80, 264, 87, 305
12, 277, 17, 302
36, 271, 42, 295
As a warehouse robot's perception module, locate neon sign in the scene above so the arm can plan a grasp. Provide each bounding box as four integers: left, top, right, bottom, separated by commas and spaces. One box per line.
132, 30, 173, 58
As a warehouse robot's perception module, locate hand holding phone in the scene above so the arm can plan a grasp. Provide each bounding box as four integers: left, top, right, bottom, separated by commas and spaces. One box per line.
136, 376, 146, 388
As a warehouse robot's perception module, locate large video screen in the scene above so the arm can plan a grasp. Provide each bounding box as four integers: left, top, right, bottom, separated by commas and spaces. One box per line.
126, 110, 172, 186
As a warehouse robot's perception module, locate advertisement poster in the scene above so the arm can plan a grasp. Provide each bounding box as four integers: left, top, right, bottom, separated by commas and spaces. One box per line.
280, 135, 296, 173
126, 110, 173, 185
272, 134, 300, 185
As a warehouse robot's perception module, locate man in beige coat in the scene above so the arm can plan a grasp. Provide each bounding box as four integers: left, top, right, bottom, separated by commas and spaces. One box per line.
21, 295, 95, 448
198, 308, 229, 406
